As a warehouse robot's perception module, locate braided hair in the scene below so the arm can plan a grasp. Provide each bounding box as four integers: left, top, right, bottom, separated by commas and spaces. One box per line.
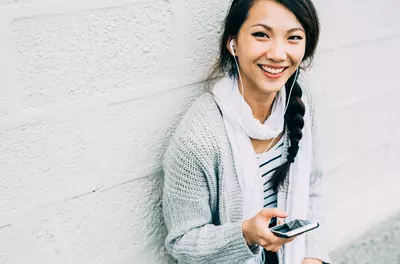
270, 71, 305, 190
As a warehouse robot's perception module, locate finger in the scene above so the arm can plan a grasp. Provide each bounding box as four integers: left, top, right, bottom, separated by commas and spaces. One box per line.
269, 235, 293, 245
286, 236, 296, 242
279, 236, 296, 245
263, 245, 280, 252
264, 230, 282, 244
271, 246, 282, 252
260, 208, 288, 219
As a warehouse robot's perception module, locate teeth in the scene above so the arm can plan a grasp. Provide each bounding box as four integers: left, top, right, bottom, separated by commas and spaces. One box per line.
261, 65, 285, 74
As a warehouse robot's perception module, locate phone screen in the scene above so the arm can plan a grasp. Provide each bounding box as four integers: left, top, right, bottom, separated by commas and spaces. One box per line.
273, 220, 305, 233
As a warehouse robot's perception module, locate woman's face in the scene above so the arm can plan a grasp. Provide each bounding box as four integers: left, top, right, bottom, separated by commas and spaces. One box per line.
230, 0, 306, 95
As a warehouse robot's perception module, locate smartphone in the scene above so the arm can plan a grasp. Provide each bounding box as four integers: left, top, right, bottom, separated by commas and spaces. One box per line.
270, 219, 319, 238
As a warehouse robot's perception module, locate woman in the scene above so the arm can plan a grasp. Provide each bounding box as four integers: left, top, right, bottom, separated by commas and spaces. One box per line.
162, 0, 330, 263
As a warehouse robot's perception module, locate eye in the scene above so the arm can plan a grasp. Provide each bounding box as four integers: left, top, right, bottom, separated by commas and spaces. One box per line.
288, 35, 303, 41
252, 32, 269, 38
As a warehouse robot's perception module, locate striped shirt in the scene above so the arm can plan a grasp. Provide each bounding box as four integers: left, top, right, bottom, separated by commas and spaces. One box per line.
256, 137, 284, 263
256, 136, 284, 226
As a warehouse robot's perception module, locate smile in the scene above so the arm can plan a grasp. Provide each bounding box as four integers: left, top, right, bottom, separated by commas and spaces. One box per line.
258, 65, 287, 74
258, 64, 288, 79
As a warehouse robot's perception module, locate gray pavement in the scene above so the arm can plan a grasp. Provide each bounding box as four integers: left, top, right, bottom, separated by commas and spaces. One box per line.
330, 211, 400, 264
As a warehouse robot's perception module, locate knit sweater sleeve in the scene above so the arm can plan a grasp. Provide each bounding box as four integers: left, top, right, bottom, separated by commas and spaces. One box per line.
162, 98, 259, 264
303, 86, 332, 263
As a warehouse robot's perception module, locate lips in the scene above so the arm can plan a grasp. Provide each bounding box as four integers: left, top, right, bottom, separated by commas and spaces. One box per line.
258, 64, 288, 79
258, 64, 288, 74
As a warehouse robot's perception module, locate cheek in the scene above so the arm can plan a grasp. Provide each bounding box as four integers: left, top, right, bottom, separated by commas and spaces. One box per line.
289, 51, 306, 67
291, 44, 307, 66
238, 39, 264, 63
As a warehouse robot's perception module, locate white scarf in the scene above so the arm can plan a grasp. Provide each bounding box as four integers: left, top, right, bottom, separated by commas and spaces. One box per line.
213, 76, 313, 264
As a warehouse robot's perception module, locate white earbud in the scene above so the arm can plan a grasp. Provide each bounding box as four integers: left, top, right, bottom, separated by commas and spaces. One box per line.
229, 39, 235, 56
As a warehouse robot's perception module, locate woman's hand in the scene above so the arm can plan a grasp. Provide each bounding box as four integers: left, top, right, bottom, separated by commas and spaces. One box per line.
302, 258, 322, 264
242, 208, 296, 252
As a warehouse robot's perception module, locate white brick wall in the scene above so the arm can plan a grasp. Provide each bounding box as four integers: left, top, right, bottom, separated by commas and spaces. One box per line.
310, 0, 400, 253
0, 0, 399, 263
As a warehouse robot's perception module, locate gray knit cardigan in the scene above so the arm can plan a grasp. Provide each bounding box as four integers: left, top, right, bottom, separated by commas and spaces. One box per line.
162, 87, 330, 264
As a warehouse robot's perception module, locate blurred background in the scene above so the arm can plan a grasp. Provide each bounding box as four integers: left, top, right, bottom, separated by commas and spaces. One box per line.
0, 0, 399, 263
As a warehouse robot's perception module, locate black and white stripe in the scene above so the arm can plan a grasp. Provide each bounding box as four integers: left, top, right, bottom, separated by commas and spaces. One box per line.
256, 137, 284, 210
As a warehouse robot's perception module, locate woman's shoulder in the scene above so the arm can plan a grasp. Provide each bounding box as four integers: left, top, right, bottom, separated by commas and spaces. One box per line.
179, 92, 221, 130
167, 91, 226, 155
300, 81, 314, 111
299, 79, 324, 154
299, 79, 320, 127
186, 92, 220, 120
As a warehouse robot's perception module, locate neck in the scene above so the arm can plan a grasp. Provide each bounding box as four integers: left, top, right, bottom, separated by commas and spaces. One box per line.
237, 79, 277, 124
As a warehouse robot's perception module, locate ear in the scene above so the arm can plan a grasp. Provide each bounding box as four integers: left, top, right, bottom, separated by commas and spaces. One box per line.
226, 38, 236, 56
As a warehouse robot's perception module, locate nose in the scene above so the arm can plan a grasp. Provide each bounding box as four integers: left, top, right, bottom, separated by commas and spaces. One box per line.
266, 41, 287, 62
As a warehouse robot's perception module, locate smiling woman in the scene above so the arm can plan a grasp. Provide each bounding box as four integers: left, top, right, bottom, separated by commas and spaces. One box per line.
227, 1, 307, 96
162, 1, 330, 264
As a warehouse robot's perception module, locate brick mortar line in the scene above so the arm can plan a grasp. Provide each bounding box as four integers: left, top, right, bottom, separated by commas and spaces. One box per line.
331, 32, 400, 51
0, 78, 197, 132
0, 0, 160, 19
0, 166, 164, 227
324, 137, 397, 173
329, 84, 399, 110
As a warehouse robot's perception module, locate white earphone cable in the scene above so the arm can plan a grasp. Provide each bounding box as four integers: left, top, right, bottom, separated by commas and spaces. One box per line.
262, 68, 298, 153
232, 54, 245, 117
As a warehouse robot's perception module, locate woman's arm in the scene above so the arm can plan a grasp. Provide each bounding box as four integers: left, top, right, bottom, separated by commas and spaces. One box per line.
162, 128, 258, 264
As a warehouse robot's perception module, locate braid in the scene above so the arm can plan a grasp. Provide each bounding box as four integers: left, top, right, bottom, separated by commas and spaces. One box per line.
271, 72, 305, 191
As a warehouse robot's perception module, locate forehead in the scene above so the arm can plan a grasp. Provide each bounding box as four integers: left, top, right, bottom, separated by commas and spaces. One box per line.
245, 0, 302, 29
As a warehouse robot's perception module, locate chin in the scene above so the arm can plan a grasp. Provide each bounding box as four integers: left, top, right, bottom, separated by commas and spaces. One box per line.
259, 82, 285, 94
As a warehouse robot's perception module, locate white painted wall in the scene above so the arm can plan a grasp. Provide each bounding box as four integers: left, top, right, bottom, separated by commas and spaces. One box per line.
0, 0, 398, 263
309, 0, 400, 253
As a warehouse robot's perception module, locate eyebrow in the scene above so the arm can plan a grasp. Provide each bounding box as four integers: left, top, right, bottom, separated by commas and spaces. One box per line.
251, 23, 304, 33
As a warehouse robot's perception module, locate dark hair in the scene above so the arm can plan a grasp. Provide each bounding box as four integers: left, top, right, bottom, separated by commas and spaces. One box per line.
207, 0, 320, 190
